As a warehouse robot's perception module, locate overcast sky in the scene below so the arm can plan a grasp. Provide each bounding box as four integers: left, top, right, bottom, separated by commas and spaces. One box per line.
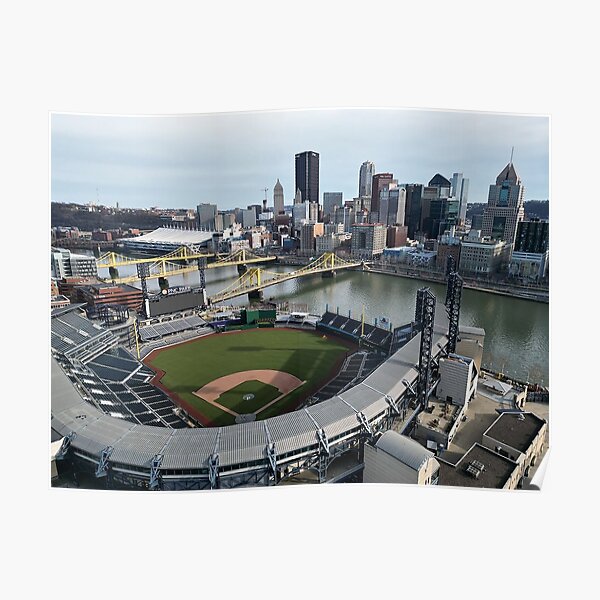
51, 108, 549, 210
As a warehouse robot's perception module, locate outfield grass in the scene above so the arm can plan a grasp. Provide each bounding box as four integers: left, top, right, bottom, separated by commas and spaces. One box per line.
145, 328, 353, 426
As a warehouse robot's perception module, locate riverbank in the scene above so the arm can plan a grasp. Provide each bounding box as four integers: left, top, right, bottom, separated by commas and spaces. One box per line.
366, 266, 549, 303
272, 256, 549, 303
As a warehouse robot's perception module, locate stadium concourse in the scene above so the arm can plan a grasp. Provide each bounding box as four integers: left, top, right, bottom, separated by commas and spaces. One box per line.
51, 297, 451, 490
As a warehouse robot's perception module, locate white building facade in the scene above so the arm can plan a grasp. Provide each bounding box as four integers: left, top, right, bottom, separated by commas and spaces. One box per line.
51, 248, 98, 279
437, 354, 478, 406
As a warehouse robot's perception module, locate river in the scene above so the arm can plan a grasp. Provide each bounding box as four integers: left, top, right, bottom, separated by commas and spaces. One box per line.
92, 257, 549, 387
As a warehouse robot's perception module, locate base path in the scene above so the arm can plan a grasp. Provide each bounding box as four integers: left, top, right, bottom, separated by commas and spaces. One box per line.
194, 369, 304, 403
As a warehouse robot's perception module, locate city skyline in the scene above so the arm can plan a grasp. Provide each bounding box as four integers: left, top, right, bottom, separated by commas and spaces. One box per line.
51, 108, 549, 211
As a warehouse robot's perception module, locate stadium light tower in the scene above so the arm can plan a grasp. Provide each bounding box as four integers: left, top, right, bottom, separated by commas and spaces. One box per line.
136, 262, 150, 318
415, 287, 436, 410
445, 258, 463, 355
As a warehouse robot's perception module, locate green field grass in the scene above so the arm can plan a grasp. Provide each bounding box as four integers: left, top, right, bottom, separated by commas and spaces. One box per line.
145, 328, 353, 426
215, 380, 283, 413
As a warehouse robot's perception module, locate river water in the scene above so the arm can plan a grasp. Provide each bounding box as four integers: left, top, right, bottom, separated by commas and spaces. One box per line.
92, 257, 549, 386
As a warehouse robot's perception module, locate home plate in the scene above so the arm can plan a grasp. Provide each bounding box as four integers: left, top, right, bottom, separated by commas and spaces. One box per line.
235, 413, 256, 424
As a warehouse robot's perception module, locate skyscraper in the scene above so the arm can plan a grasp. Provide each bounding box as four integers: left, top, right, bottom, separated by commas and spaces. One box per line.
241, 209, 256, 228
428, 173, 452, 197
292, 202, 310, 231
295, 150, 320, 205
386, 186, 407, 226
323, 192, 343, 218
404, 184, 424, 239
358, 160, 375, 198
378, 181, 405, 226
370, 173, 394, 216
420, 174, 458, 238
459, 179, 469, 223
197, 203, 217, 230
450, 172, 470, 224
421, 197, 459, 238
273, 179, 284, 215
482, 162, 525, 247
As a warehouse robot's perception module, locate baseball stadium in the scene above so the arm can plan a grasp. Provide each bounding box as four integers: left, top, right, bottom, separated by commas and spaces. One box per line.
51, 261, 476, 490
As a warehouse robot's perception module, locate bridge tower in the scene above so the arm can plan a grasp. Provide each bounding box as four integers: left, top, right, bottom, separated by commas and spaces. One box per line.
416, 287, 436, 410
247, 267, 264, 301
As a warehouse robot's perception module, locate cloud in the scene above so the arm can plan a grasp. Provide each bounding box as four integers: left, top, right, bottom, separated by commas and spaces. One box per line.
51, 109, 549, 208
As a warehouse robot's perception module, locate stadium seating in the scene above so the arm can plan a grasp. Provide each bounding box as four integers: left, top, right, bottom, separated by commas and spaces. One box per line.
51, 307, 189, 429
86, 350, 142, 383
139, 314, 209, 342
317, 312, 393, 351
308, 350, 385, 404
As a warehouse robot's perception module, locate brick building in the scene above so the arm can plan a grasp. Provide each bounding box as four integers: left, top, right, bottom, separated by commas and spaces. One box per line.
74, 283, 143, 312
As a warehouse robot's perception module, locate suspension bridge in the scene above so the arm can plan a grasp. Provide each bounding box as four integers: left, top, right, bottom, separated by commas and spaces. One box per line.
96, 247, 277, 284
208, 252, 364, 304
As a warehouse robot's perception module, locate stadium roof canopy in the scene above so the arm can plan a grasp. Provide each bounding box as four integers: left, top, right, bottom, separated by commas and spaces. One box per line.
121, 227, 213, 246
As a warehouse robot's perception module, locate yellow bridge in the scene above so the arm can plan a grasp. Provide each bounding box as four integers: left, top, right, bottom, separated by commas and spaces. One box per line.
209, 252, 363, 304
96, 245, 214, 268
97, 247, 277, 284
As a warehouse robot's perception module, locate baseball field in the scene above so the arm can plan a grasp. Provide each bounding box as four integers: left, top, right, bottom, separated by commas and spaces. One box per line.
144, 328, 356, 426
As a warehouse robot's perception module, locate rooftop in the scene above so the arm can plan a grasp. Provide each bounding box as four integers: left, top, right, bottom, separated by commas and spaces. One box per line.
442, 353, 475, 368
121, 227, 214, 244
484, 412, 546, 454
438, 443, 519, 489
375, 430, 435, 471
416, 398, 461, 435
81, 283, 142, 294
478, 374, 525, 403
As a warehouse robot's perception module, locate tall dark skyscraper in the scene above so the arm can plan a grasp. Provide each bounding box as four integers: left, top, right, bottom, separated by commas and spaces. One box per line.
421, 174, 458, 237
404, 184, 424, 239
295, 151, 320, 205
